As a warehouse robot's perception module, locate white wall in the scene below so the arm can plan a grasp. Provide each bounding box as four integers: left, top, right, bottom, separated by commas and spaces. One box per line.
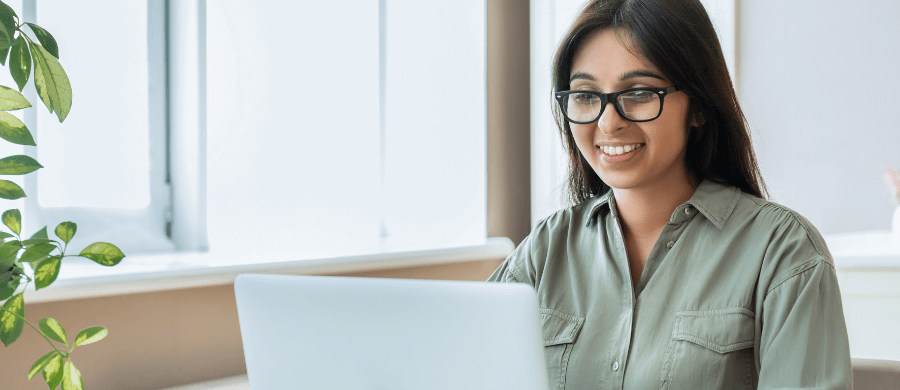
739, 1, 900, 235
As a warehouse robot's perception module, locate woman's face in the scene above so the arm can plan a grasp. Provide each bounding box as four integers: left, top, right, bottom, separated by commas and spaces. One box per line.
569, 29, 694, 192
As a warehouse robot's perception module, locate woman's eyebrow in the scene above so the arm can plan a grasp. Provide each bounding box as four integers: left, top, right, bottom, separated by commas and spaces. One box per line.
569, 72, 595, 82
569, 70, 665, 83
619, 70, 665, 81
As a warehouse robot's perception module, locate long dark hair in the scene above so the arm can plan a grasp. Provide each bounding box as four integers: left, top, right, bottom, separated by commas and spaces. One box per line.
552, 0, 767, 205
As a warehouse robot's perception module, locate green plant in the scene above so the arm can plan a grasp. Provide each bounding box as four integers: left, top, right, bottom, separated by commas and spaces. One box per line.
0, 2, 125, 389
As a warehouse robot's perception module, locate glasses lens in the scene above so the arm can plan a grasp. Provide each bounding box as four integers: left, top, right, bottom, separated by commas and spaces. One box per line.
617, 90, 661, 121
564, 92, 603, 123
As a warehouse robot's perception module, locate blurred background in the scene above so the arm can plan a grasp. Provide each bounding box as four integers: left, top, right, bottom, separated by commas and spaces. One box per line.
2, 0, 896, 258
1, 0, 899, 389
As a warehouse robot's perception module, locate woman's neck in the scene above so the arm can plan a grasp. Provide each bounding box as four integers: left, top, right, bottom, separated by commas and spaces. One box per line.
612, 172, 698, 237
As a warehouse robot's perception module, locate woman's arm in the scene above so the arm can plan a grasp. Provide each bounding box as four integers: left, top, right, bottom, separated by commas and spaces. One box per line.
757, 257, 853, 388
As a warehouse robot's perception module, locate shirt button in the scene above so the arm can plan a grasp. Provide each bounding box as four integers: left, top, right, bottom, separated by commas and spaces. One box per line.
612, 361, 619, 371
666, 240, 675, 249
684, 206, 692, 215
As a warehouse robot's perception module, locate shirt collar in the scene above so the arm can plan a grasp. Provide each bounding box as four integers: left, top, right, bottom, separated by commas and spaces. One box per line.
683, 179, 741, 229
586, 190, 613, 227
585, 179, 740, 229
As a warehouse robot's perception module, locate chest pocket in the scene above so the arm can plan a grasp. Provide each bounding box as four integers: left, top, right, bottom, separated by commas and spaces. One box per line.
659, 307, 757, 390
541, 308, 584, 390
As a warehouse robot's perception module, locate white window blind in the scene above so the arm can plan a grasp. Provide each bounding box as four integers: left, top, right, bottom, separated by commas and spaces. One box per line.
5, 0, 487, 259
205, 0, 486, 259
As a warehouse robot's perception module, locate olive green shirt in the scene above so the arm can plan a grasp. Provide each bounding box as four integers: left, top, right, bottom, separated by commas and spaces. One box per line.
488, 180, 852, 389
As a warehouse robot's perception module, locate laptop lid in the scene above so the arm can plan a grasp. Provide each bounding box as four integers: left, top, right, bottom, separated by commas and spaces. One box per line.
234, 274, 547, 389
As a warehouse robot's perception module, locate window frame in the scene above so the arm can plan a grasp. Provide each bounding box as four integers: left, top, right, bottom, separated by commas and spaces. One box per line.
20, 0, 208, 254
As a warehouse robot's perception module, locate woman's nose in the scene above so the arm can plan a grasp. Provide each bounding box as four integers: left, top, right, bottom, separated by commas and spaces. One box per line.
597, 102, 627, 135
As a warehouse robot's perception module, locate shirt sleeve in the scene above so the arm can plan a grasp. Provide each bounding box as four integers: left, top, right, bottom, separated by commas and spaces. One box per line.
757, 257, 853, 389
486, 231, 536, 286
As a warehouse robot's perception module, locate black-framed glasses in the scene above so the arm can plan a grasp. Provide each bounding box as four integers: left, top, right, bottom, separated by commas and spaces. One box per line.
555, 86, 679, 123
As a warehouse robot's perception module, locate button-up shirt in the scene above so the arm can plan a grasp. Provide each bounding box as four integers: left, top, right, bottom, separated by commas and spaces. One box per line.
487, 180, 852, 389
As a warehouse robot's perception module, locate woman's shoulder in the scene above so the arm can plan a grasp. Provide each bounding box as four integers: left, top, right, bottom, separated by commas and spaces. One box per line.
496, 196, 605, 281
530, 195, 607, 238
733, 190, 829, 257
727, 187, 836, 285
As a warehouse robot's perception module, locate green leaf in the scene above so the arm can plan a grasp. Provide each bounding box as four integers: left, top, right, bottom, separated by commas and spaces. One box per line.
21, 243, 56, 263
29, 350, 57, 380
0, 269, 17, 301
30, 42, 70, 122
0, 2, 15, 49
22, 238, 55, 247
0, 291, 24, 346
42, 353, 63, 390
30, 226, 49, 240
10, 36, 31, 92
0, 179, 24, 200
26, 23, 58, 60
38, 317, 67, 347
34, 255, 61, 290
0, 240, 20, 268
0, 45, 8, 66
0, 84, 31, 110
0, 28, 8, 56
55, 222, 75, 244
73, 326, 107, 347
0, 154, 42, 175
0, 111, 35, 145
0, 231, 11, 240
62, 359, 83, 390
79, 242, 124, 266
1, 208, 19, 235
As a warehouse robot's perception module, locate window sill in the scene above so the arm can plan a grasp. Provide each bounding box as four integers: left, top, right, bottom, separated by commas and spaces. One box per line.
22, 237, 514, 304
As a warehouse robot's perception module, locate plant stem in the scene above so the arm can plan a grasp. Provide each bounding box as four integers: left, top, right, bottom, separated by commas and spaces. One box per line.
0, 305, 65, 357
17, 28, 34, 45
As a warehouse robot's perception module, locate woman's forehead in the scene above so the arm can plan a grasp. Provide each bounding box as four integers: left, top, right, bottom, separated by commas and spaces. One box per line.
570, 29, 665, 84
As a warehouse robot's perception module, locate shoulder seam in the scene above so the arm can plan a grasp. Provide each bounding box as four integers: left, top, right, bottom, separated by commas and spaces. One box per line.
765, 257, 830, 296
759, 202, 832, 264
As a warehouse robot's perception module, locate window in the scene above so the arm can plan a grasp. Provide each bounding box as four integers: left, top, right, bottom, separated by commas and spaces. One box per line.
11, 0, 488, 258
204, 0, 486, 259
21, 0, 172, 255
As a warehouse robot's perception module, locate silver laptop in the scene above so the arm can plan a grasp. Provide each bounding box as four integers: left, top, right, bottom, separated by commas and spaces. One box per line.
234, 274, 548, 389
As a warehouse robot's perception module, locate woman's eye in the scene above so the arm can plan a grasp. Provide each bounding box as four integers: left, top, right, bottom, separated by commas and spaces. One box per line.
573, 93, 600, 105
623, 90, 655, 103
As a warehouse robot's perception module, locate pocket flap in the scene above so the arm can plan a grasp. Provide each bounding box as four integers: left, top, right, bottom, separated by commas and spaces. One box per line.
673, 307, 755, 354
540, 307, 585, 346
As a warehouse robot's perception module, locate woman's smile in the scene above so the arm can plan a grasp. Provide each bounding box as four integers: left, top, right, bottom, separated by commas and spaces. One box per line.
598, 142, 646, 162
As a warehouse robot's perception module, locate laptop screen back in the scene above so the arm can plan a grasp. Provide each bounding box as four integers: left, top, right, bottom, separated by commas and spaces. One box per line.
234, 274, 547, 389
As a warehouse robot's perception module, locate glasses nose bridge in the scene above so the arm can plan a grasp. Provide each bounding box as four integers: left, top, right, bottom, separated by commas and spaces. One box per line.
596, 91, 622, 123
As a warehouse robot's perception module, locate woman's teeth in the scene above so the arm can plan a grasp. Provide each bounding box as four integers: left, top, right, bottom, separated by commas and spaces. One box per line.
601, 143, 644, 156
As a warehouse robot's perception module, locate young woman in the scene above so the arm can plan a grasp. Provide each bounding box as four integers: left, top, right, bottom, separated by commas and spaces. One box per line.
488, 1, 852, 388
